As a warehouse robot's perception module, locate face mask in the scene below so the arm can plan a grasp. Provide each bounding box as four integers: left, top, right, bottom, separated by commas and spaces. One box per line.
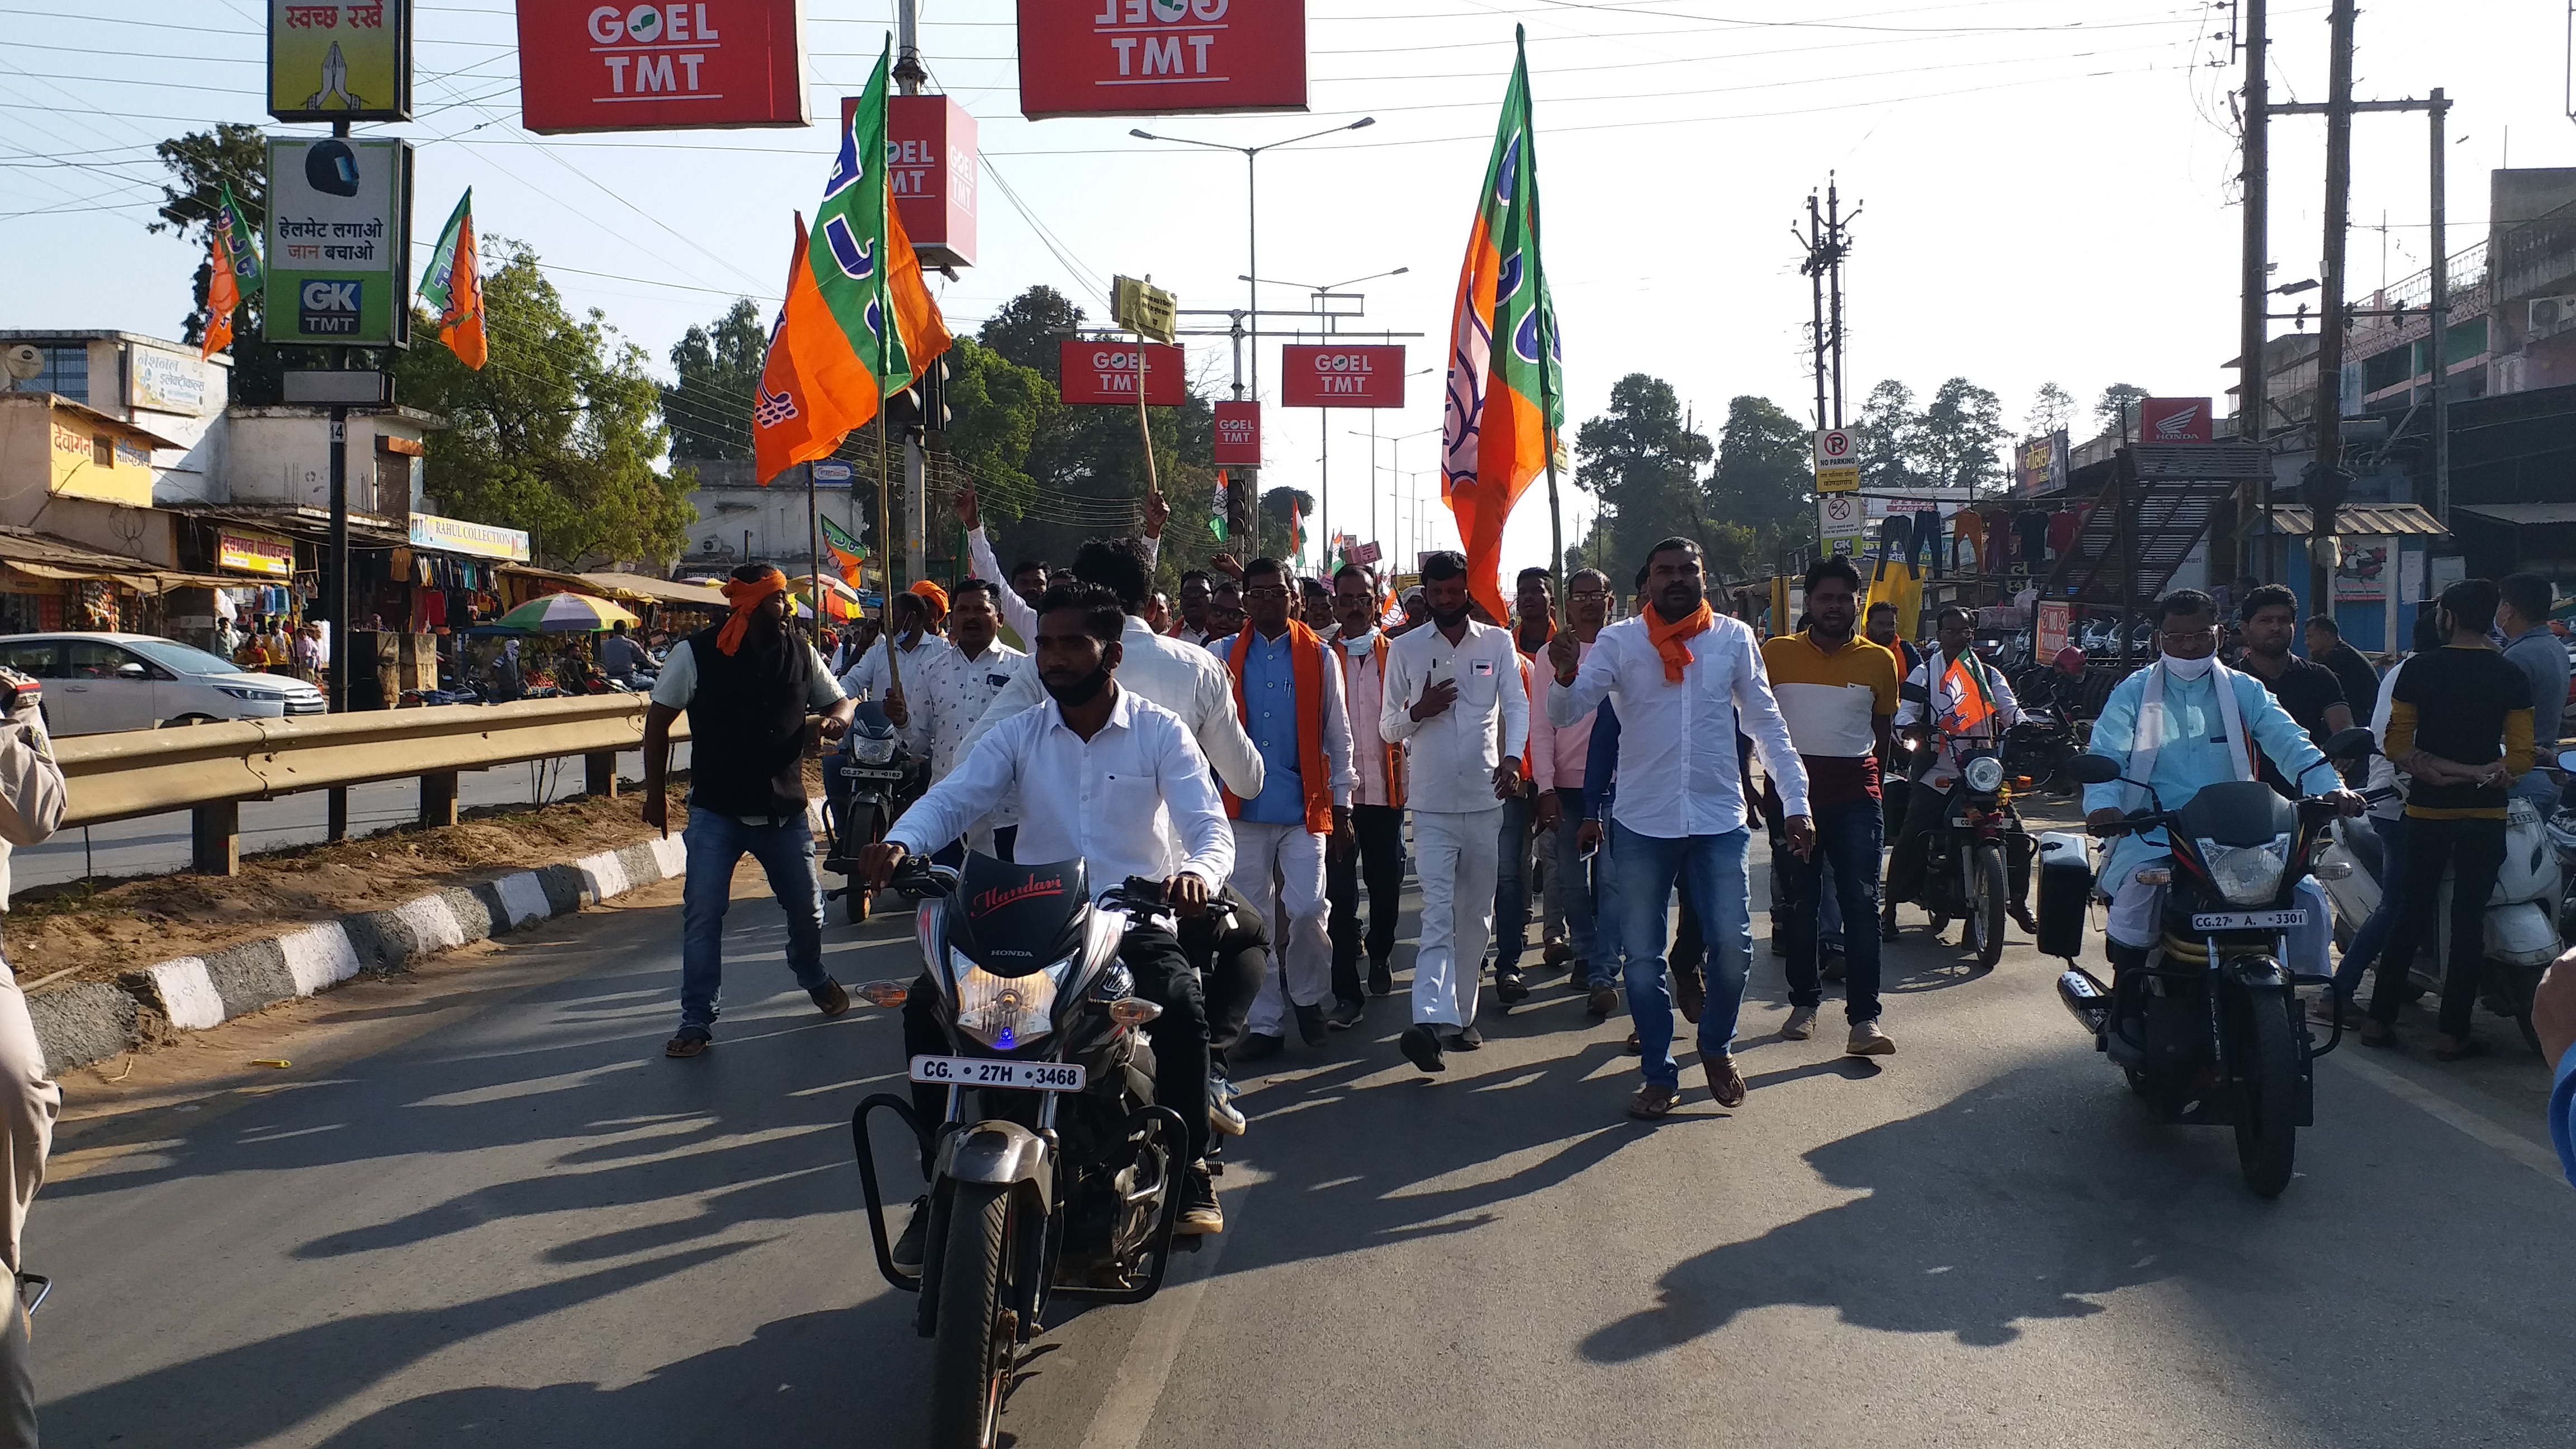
1044, 665, 1112, 708
2160, 651, 2215, 681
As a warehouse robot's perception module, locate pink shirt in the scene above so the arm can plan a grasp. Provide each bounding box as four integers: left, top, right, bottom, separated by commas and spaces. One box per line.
1526, 637, 1597, 792
1336, 628, 1397, 807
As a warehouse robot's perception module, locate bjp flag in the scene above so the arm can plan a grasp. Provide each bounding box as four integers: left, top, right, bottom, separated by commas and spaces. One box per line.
418, 188, 487, 370
200, 225, 239, 361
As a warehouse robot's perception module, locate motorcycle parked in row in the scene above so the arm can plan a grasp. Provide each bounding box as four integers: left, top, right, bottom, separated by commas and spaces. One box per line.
2053, 730, 2373, 1198
820, 701, 927, 924
851, 856, 1193, 1449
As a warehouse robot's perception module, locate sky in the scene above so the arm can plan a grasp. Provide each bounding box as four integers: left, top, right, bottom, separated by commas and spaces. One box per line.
4, 0, 2572, 577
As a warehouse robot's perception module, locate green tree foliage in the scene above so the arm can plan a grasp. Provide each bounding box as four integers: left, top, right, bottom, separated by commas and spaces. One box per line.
2024, 380, 2075, 437
663, 298, 765, 460
151, 124, 291, 404
1706, 395, 1813, 576
1257, 487, 1317, 564
1564, 374, 1717, 580
1916, 377, 2009, 494
2095, 382, 2148, 438
395, 242, 694, 569
1856, 379, 1922, 490
978, 285, 1084, 381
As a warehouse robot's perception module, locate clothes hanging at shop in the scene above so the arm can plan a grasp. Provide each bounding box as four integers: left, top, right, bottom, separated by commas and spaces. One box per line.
2016, 509, 2052, 565
2045, 508, 2081, 555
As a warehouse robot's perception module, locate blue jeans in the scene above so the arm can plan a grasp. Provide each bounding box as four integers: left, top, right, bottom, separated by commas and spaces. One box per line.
1613, 822, 1755, 1088
1548, 789, 1599, 970
1770, 839, 1844, 951
1779, 798, 1885, 1022
679, 808, 830, 1030
2334, 814, 2405, 1002
1496, 792, 1536, 972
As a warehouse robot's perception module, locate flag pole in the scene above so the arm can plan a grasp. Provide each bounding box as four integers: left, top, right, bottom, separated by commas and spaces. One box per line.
872, 77, 903, 712
1518, 27, 1569, 634
807, 460, 823, 640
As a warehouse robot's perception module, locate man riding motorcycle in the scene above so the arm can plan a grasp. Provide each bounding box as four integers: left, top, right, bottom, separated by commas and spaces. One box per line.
1885, 604, 2036, 937
2083, 590, 2366, 979
858, 582, 1234, 1259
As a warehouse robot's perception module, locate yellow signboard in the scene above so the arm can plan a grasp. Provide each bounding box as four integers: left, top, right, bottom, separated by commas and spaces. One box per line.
48, 418, 154, 507
269, 0, 411, 124
1814, 463, 1861, 494
1112, 275, 1177, 345
217, 529, 297, 579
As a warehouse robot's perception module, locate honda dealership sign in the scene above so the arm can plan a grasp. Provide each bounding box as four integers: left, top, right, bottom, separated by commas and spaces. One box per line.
1017, 0, 1306, 119
515, 0, 809, 133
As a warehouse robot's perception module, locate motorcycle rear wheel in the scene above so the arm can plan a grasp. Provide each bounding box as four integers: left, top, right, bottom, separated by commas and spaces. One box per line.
2231, 995, 2300, 1199
927, 1183, 1015, 1449
1969, 845, 2007, 969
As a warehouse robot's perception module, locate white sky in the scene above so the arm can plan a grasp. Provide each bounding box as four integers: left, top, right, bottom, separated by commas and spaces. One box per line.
4, 0, 2572, 576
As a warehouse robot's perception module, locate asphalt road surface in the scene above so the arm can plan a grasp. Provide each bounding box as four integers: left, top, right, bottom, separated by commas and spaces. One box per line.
25, 834, 2576, 1448
14, 746, 684, 889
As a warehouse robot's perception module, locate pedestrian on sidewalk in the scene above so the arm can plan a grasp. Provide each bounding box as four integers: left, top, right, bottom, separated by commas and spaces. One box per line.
1760, 556, 1901, 1055
1547, 537, 1811, 1118
0, 664, 65, 1447
1326, 563, 1408, 1014
642, 564, 860, 1059
1383, 552, 1527, 1074
1220, 558, 1357, 1058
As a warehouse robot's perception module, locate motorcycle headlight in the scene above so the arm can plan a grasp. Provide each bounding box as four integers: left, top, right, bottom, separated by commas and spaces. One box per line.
2199, 833, 2291, 906
851, 732, 897, 764
949, 949, 1070, 1050
1962, 755, 2006, 794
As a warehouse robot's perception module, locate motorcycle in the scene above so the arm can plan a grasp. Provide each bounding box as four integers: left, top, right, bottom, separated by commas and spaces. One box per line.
851, 856, 1192, 1449
821, 701, 927, 924
2317, 783, 2563, 1059
2054, 730, 2374, 1198
1895, 732, 2034, 968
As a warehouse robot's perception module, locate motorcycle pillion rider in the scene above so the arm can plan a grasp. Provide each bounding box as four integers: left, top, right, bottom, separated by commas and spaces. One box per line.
1884, 603, 2035, 938
857, 581, 1233, 1258
2083, 589, 2367, 979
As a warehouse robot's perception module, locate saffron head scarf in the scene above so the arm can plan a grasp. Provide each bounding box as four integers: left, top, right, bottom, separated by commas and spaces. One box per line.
716, 566, 789, 656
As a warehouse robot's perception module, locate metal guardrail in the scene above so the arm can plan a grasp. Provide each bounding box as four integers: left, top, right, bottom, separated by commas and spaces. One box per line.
50, 695, 693, 875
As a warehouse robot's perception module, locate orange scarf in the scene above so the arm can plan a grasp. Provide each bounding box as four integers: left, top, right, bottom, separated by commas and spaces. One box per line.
1645, 600, 1713, 684
716, 567, 788, 656
1223, 620, 1334, 835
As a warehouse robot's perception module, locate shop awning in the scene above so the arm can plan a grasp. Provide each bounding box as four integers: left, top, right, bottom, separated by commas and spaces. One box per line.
0, 527, 168, 592
2265, 504, 2449, 537
2455, 503, 2576, 527
572, 571, 726, 609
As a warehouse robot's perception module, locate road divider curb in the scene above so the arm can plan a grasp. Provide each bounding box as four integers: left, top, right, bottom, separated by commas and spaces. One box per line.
23, 801, 826, 1076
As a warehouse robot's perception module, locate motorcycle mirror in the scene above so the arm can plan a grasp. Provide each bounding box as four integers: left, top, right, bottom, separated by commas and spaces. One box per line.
2557, 747, 2576, 774
2068, 755, 2124, 786
2322, 726, 2378, 760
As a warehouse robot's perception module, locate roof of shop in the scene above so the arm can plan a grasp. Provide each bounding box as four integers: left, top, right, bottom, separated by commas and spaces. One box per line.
2454, 503, 2576, 527
2265, 504, 2450, 537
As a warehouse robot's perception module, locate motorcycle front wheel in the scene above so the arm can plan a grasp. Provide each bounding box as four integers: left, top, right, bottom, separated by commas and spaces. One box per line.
1969, 844, 2007, 969
2231, 993, 2299, 1199
927, 1183, 1015, 1449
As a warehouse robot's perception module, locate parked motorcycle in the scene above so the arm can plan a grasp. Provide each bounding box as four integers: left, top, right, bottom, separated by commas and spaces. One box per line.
820, 701, 927, 924
2053, 730, 2373, 1198
851, 857, 1192, 1449
1894, 733, 2034, 968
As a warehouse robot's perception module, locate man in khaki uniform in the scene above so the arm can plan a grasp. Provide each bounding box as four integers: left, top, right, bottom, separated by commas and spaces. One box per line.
0, 665, 68, 1447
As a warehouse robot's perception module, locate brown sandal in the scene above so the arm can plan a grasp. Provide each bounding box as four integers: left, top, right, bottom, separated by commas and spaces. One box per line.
1627, 1083, 1678, 1119
1703, 1054, 1748, 1107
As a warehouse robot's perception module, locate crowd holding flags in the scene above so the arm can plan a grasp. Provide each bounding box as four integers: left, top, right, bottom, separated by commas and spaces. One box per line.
418, 188, 487, 371
1438, 26, 1564, 626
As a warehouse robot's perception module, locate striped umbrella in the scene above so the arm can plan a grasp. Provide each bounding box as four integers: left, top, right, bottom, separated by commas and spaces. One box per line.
794, 576, 864, 621
493, 592, 639, 633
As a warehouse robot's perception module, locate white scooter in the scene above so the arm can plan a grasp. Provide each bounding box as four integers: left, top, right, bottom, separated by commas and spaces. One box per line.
2315, 793, 2559, 1057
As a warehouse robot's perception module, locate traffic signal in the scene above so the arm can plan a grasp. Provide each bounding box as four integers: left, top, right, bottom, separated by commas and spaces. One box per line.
882, 356, 951, 437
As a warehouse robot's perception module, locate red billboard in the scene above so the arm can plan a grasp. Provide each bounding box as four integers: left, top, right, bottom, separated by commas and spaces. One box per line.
1016, 0, 1308, 120
2137, 396, 2213, 443
515, 0, 808, 134
839, 93, 979, 270
1280, 344, 1405, 408
1213, 400, 1261, 465
1059, 340, 1186, 405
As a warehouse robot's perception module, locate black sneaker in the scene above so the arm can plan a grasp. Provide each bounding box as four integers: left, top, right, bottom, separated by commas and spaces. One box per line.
1326, 997, 1366, 1030
1445, 1024, 1484, 1051
1368, 960, 1394, 997
1495, 969, 1531, 1005
1293, 1002, 1329, 1048
1820, 954, 1846, 984
1398, 1023, 1447, 1073
1235, 1032, 1286, 1063
890, 1195, 929, 1273
1177, 1165, 1224, 1236
809, 978, 852, 1017
1586, 984, 1619, 1020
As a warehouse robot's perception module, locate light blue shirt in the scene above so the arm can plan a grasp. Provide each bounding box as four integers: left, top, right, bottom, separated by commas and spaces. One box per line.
2083, 665, 2333, 886
2553, 1046, 2576, 1190
1234, 629, 1307, 825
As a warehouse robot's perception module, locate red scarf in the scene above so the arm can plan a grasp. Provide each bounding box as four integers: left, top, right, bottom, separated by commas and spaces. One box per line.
1644, 600, 1714, 683
1224, 620, 1334, 834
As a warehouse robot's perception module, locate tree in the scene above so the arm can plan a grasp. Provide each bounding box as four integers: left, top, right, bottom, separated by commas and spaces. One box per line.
1706, 395, 1812, 576
978, 285, 1085, 382
1915, 377, 2009, 495
663, 298, 765, 460
395, 240, 694, 569
151, 124, 291, 404
1564, 373, 1715, 580
1855, 379, 1923, 490
2024, 380, 2075, 437
2095, 382, 2148, 439
1258, 486, 1317, 564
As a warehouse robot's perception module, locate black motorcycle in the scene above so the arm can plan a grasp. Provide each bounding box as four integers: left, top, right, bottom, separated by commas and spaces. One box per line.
2054, 730, 2371, 1199
852, 855, 1191, 1449
821, 701, 927, 923
1897, 735, 2032, 969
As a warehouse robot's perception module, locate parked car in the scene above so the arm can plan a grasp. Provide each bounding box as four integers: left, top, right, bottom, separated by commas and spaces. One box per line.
0, 633, 326, 736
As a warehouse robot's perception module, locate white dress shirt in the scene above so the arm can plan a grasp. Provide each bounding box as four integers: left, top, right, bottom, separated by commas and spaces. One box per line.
839, 632, 955, 756
920, 639, 1028, 828
1335, 627, 1396, 807
1547, 610, 1808, 837
1380, 617, 1528, 812
960, 614, 1264, 800
889, 685, 1232, 897
968, 525, 1158, 648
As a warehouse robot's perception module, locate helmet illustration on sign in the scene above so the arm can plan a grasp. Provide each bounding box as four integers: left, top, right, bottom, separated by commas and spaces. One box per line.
305, 139, 361, 197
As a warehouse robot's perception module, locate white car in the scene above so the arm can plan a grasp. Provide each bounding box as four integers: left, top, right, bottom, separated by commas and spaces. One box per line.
0, 632, 328, 736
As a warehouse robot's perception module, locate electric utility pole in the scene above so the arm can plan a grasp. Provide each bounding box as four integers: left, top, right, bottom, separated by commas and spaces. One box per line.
1795, 177, 1858, 430
2237, 0, 2268, 580
2303, 0, 2357, 615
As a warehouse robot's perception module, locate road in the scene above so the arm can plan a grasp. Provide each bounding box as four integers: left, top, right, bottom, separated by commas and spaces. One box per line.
23, 835, 2576, 1448
13, 745, 685, 889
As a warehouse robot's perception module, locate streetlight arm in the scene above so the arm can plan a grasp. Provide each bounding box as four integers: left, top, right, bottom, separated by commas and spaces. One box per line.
1252, 119, 1377, 154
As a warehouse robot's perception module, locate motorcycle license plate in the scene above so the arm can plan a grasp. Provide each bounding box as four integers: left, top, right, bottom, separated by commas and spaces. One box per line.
2190, 908, 2309, 932
841, 766, 906, 782
909, 1055, 1087, 1092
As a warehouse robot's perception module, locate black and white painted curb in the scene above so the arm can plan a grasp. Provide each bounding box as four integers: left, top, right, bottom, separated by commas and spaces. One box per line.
27, 801, 831, 1076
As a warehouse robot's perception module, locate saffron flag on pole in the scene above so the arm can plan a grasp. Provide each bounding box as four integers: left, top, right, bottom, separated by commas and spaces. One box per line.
200, 224, 239, 361
417, 188, 487, 370
820, 514, 868, 585
1936, 650, 1997, 736
1438, 26, 1564, 627
754, 39, 953, 487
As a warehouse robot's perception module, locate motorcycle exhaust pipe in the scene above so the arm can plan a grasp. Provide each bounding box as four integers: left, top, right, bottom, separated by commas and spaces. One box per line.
2057, 967, 2111, 1036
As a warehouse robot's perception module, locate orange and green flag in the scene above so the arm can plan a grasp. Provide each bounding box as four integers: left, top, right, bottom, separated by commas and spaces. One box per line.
753, 39, 953, 486
1439, 25, 1564, 626
200, 224, 239, 361
1938, 650, 1997, 736
820, 513, 867, 585
418, 188, 487, 370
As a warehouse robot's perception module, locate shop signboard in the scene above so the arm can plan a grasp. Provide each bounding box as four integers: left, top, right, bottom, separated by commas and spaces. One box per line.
1281, 344, 1405, 408
217, 528, 297, 579
409, 511, 531, 562
265, 136, 412, 348
841, 92, 979, 268
2333, 537, 2390, 604
2035, 599, 2073, 659
2016, 429, 2067, 496
269, 0, 413, 124
1016, 0, 1308, 120
1058, 340, 1185, 405
129, 349, 212, 417
1212, 400, 1261, 465
2138, 397, 2213, 443
517, 0, 808, 133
